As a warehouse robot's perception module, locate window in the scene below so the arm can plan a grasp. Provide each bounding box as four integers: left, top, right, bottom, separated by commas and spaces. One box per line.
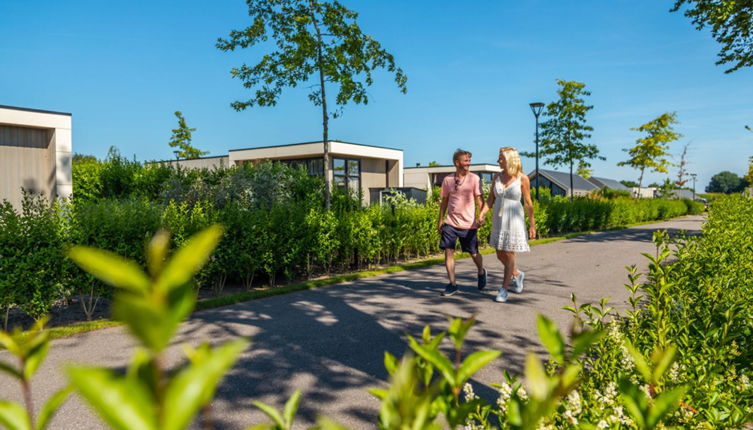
281, 158, 323, 176
333, 157, 360, 192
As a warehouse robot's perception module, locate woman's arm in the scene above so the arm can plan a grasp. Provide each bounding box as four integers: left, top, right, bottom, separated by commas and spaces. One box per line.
520, 175, 537, 239
478, 174, 496, 220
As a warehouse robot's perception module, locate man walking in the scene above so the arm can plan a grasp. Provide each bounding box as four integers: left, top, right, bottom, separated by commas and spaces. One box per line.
437, 149, 487, 296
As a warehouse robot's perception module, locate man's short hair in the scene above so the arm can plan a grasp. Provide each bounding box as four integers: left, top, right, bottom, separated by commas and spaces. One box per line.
453, 149, 472, 164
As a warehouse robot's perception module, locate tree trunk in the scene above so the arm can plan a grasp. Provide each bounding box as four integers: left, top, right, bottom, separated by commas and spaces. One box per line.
569, 163, 574, 201
308, 0, 331, 209
638, 169, 645, 198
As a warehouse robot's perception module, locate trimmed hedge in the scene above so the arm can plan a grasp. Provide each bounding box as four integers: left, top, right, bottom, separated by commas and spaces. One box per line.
1, 160, 703, 325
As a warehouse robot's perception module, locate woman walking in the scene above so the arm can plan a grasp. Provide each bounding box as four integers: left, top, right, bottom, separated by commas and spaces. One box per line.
480, 147, 536, 303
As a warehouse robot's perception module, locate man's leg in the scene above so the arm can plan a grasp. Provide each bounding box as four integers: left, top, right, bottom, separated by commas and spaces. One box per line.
445, 248, 456, 285
470, 253, 484, 274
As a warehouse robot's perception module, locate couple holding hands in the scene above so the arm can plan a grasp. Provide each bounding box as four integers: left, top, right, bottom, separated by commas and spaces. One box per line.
437, 147, 536, 303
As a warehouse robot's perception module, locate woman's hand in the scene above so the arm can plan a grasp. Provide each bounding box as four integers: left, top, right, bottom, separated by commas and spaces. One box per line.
528, 225, 537, 240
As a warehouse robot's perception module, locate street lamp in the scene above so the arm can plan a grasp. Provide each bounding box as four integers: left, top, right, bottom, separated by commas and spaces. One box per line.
173, 150, 180, 162
690, 173, 697, 200
529, 102, 545, 201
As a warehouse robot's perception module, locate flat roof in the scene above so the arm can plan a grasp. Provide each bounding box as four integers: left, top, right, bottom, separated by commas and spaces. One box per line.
405, 163, 500, 169
0, 104, 72, 116
230, 140, 402, 152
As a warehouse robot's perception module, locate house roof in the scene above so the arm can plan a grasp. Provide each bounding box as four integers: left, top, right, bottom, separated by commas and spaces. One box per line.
530, 169, 599, 192
404, 163, 500, 172
0, 104, 72, 116
229, 140, 402, 152
588, 176, 631, 191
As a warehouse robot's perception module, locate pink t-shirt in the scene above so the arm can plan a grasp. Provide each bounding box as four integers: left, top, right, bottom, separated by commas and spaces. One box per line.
440, 172, 482, 229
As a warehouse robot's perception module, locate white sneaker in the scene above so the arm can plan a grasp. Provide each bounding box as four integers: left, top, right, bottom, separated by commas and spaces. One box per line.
494, 288, 509, 303
510, 271, 525, 294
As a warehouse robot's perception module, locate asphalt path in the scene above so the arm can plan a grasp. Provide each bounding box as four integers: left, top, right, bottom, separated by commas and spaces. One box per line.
1, 215, 704, 429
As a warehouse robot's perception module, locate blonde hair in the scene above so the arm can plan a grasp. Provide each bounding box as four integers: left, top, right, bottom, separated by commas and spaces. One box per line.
500, 147, 522, 176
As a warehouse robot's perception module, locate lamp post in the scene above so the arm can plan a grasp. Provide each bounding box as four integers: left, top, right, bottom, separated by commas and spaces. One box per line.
173, 150, 180, 162
529, 102, 545, 201
690, 173, 697, 200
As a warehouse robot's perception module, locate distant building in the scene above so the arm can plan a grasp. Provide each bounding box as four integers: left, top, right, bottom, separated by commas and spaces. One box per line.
403, 164, 501, 195
528, 169, 599, 197
586, 176, 631, 192
0, 105, 72, 209
169, 140, 402, 206
632, 187, 657, 198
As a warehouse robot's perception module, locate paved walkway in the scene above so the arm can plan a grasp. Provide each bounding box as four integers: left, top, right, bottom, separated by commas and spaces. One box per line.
1, 216, 704, 429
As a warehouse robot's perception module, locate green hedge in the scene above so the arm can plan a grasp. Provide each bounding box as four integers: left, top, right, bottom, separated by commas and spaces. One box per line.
2, 159, 703, 325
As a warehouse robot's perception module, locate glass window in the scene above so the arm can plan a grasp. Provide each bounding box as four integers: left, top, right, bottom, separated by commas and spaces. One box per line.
333, 158, 346, 174
333, 175, 347, 188
347, 159, 360, 176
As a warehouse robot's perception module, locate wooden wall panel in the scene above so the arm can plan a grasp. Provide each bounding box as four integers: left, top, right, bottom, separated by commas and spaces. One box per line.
0, 125, 55, 209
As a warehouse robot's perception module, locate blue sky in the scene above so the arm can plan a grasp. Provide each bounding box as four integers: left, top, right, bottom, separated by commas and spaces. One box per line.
2, 0, 751, 190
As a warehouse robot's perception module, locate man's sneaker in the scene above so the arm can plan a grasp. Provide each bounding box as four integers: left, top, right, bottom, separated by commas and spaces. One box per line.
510, 271, 525, 294
477, 268, 488, 290
494, 288, 509, 303
442, 283, 459, 296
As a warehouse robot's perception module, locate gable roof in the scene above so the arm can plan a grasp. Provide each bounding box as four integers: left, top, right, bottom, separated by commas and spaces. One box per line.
587, 176, 631, 191
530, 169, 599, 192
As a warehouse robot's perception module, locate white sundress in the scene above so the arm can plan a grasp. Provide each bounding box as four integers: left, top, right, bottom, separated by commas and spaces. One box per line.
489, 175, 530, 252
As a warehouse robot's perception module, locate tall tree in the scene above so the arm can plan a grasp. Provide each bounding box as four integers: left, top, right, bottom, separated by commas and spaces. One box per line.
706, 170, 745, 193
168, 111, 207, 159
618, 112, 682, 191
671, 0, 753, 73
675, 142, 691, 187
216, 0, 407, 209
524, 79, 603, 199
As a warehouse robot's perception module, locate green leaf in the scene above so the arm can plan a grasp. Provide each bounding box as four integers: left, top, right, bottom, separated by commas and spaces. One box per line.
457, 350, 501, 384
23, 339, 49, 381
0, 401, 30, 430
535, 315, 565, 363
524, 353, 549, 400
282, 390, 301, 428
570, 329, 604, 358
560, 363, 581, 392
154, 225, 223, 294
67, 366, 156, 430
317, 416, 351, 430
0, 331, 21, 356
146, 229, 170, 277
252, 401, 285, 428
618, 378, 647, 428
408, 338, 455, 386
0, 361, 22, 380
647, 385, 687, 428
67, 246, 150, 293
651, 346, 676, 383
383, 352, 397, 375
111, 294, 171, 352
367, 388, 388, 400
162, 339, 248, 430
623, 340, 652, 383
35, 386, 73, 430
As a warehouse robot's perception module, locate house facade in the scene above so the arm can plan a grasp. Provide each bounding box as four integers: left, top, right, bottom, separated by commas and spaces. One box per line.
404, 164, 501, 195
0, 105, 73, 209
528, 169, 599, 197
171, 140, 403, 205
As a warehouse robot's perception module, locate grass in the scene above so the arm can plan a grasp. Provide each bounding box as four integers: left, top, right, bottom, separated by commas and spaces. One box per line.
43, 214, 702, 341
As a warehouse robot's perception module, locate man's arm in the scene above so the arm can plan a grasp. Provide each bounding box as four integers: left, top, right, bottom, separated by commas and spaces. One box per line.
438, 196, 449, 233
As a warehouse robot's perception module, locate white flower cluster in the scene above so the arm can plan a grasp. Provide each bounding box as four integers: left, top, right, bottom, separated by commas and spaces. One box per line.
563, 390, 582, 425
737, 374, 751, 392
668, 362, 681, 383
463, 382, 478, 402
496, 381, 513, 412
594, 381, 618, 406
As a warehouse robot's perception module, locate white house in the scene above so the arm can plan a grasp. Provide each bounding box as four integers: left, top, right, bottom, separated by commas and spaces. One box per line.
0, 105, 72, 209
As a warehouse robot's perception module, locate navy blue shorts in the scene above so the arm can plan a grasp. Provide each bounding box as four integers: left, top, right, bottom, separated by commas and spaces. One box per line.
439, 224, 479, 254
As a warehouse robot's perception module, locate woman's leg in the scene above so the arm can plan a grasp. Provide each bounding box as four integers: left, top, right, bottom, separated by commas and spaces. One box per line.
497, 250, 515, 290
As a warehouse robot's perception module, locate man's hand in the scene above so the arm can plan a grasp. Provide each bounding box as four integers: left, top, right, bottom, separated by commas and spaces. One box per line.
437, 222, 444, 234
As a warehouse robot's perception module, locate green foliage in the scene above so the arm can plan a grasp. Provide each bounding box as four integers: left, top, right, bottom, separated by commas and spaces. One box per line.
671, 0, 753, 73
72, 155, 103, 202
168, 111, 207, 160
66, 226, 249, 430
0, 318, 73, 430
523, 80, 604, 199
617, 112, 682, 189
706, 170, 746, 193
0, 194, 67, 324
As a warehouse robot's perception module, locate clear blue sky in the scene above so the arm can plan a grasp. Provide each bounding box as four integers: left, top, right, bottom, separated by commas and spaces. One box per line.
2, 0, 751, 190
